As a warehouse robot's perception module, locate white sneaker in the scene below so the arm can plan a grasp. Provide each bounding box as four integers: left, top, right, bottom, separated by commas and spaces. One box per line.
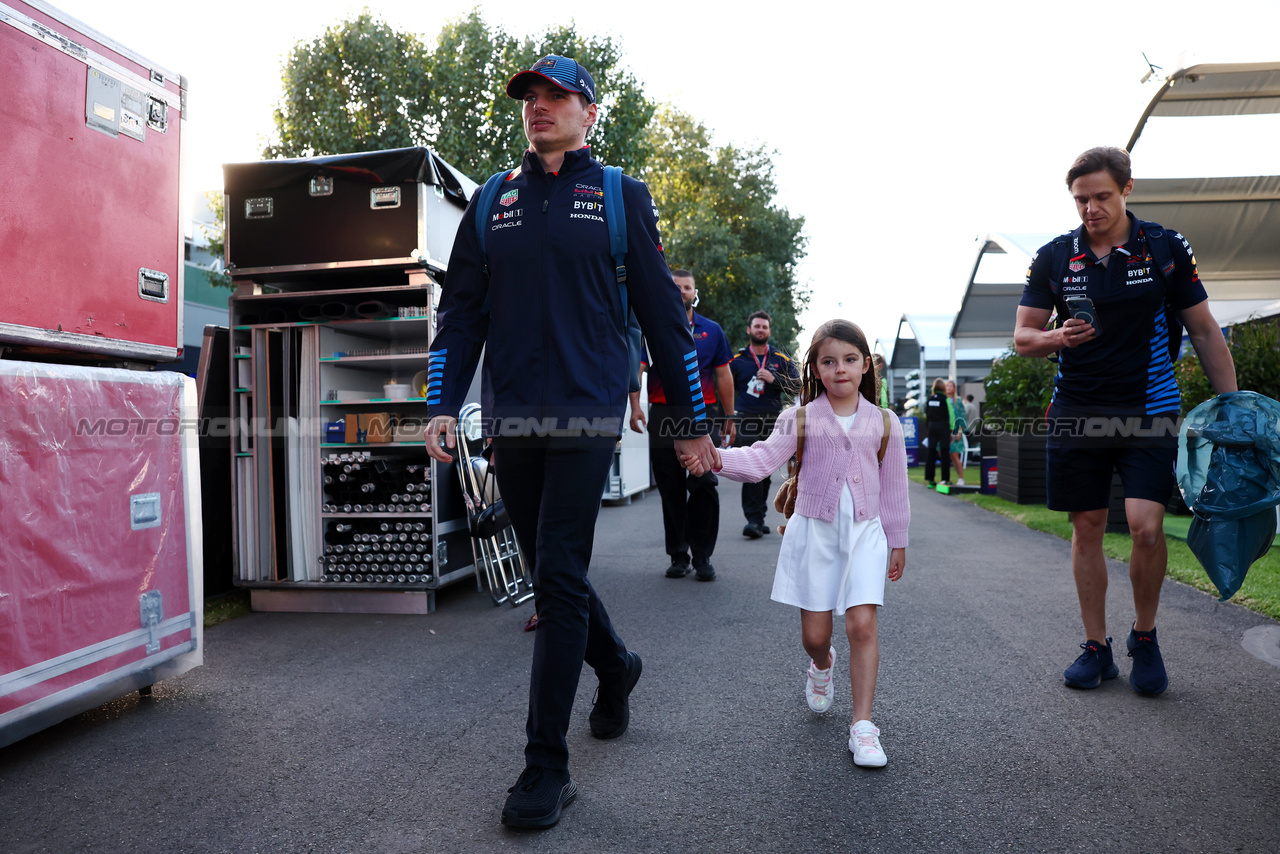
805, 647, 836, 713
956, 478, 966, 486
849, 720, 887, 767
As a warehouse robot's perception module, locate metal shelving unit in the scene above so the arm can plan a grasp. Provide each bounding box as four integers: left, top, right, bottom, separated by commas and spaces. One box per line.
228, 272, 474, 614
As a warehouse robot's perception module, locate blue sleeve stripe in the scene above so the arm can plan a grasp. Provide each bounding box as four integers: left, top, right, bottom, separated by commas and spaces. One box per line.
693, 411, 706, 422
693, 401, 706, 413
686, 371, 699, 382
682, 350, 696, 361
430, 348, 448, 356
689, 382, 701, 392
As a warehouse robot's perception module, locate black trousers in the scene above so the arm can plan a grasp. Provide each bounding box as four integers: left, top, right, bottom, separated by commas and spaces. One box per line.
492, 435, 629, 772
735, 413, 778, 527
649, 403, 720, 567
924, 424, 952, 484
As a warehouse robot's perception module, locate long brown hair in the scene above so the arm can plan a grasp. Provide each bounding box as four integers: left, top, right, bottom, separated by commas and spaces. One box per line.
799, 320, 878, 406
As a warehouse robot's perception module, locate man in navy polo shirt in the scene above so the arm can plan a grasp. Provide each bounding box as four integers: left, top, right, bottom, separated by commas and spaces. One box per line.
1015, 146, 1236, 697
425, 55, 716, 829
729, 310, 798, 538
630, 270, 735, 581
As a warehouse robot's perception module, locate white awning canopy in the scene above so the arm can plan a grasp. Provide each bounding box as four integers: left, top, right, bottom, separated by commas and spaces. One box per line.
950, 234, 1054, 350
1127, 60, 1280, 302
1127, 61, 1280, 147
1128, 175, 1280, 300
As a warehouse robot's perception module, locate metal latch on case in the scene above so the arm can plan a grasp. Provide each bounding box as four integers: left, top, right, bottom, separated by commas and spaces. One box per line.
139, 590, 163, 654
309, 176, 334, 197
370, 187, 401, 210
245, 197, 273, 219
138, 269, 169, 302
147, 96, 168, 133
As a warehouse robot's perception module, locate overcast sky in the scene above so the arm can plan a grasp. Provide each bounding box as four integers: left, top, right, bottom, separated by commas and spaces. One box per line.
48, 0, 1280, 350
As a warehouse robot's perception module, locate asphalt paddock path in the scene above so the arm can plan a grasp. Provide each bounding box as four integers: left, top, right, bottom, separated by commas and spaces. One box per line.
2, 480, 1279, 853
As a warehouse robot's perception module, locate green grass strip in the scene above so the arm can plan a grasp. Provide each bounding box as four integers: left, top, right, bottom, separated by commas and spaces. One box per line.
909, 464, 1280, 621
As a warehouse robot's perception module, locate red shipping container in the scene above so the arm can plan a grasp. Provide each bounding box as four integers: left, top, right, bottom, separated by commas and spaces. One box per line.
0, 362, 203, 747
0, 0, 187, 361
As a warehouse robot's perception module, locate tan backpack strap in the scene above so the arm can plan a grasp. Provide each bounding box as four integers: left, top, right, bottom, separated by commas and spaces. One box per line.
878, 407, 891, 466
794, 405, 806, 468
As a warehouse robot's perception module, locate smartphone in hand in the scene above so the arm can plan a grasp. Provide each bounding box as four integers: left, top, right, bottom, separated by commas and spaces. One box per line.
1064, 296, 1100, 335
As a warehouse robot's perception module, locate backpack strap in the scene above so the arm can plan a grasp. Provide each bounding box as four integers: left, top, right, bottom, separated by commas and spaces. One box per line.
1144, 225, 1177, 279
794, 405, 807, 470
878, 407, 891, 466
602, 166, 628, 324
602, 166, 643, 393
1047, 233, 1075, 309
1143, 225, 1185, 361
473, 170, 511, 314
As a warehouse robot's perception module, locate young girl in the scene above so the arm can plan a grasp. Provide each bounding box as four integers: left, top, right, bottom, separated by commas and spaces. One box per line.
683, 319, 909, 766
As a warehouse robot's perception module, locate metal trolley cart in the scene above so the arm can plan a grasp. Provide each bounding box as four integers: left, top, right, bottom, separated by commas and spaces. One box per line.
455, 403, 533, 607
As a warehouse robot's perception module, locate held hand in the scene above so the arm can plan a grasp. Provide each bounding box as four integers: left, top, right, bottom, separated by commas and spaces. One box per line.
674, 435, 718, 474
1059, 317, 1097, 349
680, 452, 705, 476
425, 415, 457, 464
630, 407, 647, 434
887, 548, 906, 581
757, 368, 775, 384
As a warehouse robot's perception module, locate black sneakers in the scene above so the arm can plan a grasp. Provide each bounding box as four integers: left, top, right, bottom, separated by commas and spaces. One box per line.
501, 765, 577, 829
664, 559, 691, 578
589, 650, 643, 739
742, 523, 764, 539
694, 562, 716, 582
1063, 637, 1119, 688
1126, 626, 1169, 696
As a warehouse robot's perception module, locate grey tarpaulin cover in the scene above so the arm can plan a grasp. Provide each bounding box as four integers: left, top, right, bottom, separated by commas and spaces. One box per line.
1176, 391, 1280, 600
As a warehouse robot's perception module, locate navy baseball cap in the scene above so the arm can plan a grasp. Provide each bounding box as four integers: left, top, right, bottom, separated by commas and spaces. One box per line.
505, 55, 597, 104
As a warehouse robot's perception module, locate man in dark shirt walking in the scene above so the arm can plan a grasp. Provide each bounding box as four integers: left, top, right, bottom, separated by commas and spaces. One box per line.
1016, 145, 1236, 696
728, 310, 798, 537
631, 271, 735, 581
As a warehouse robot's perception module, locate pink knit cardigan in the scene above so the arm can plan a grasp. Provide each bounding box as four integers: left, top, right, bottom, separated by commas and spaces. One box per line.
716, 392, 910, 548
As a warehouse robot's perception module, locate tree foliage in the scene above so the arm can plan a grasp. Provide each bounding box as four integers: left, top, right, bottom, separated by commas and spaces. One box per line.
424, 13, 655, 180
263, 10, 655, 180
263, 12, 430, 158
254, 10, 809, 341
200, 190, 232, 289
644, 107, 808, 355
982, 345, 1056, 419
1177, 318, 1280, 414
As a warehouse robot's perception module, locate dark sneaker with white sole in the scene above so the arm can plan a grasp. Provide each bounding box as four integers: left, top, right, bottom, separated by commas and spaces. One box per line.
665, 559, 691, 578
501, 765, 577, 829
1126, 626, 1169, 696
1063, 637, 1119, 688
589, 651, 643, 739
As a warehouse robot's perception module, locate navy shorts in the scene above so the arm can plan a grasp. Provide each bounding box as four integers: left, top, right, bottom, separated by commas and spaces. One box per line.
1044, 404, 1179, 512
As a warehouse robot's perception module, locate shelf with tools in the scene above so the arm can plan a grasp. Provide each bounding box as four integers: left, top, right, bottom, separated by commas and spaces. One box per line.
227, 278, 475, 614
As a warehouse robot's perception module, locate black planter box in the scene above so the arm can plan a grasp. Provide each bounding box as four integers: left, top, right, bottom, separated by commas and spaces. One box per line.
996, 432, 1047, 505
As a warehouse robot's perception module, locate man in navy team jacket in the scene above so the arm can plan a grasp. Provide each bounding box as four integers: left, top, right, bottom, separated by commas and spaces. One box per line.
425, 55, 717, 830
